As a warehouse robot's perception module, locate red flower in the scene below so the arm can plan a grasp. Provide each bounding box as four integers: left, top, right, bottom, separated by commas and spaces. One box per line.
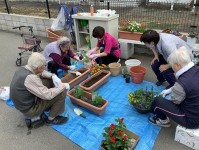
110, 124, 115, 130
118, 131, 123, 137
119, 118, 124, 123
123, 135, 128, 141
108, 131, 112, 136
110, 137, 116, 143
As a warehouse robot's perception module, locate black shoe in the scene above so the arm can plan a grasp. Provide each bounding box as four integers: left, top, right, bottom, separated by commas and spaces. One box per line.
46, 116, 68, 125
156, 80, 166, 86
40, 113, 48, 122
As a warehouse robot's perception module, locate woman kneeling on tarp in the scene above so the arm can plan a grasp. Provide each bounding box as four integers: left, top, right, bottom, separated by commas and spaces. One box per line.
86, 26, 121, 65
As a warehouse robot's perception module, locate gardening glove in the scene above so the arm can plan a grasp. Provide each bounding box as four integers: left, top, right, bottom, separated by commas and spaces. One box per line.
87, 48, 96, 56
75, 71, 82, 76
52, 74, 61, 87
69, 65, 76, 70
74, 55, 80, 61
89, 53, 101, 60
160, 88, 172, 98
64, 83, 70, 91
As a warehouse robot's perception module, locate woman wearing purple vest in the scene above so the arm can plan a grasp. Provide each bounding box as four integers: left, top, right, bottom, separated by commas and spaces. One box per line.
149, 47, 199, 129
44, 37, 80, 74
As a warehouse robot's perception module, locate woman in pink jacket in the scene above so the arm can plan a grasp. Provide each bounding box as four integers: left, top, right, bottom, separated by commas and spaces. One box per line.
87, 26, 121, 65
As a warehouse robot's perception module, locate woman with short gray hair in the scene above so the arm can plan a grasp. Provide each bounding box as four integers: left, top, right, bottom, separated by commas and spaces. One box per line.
44, 36, 80, 74
148, 47, 199, 129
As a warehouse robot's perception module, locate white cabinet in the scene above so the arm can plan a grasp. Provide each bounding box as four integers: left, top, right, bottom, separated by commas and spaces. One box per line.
72, 13, 119, 51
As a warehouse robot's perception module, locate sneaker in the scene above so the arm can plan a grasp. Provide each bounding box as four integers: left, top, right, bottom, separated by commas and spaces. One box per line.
156, 80, 166, 86
46, 116, 68, 125
148, 115, 171, 127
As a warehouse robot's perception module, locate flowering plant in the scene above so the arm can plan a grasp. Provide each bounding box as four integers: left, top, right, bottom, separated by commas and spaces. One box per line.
119, 21, 147, 33
101, 118, 131, 150
128, 87, 159, 110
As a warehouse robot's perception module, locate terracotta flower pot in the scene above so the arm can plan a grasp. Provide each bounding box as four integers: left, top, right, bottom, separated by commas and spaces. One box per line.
108, 62, 121, 76
46, 28, 65, 42
61, 67, 90, 89
101, 128, 140, 150
79, 70, 111, 92
118, 30, 142, 41
67, 89, 108, 116
130, 66, 147, 84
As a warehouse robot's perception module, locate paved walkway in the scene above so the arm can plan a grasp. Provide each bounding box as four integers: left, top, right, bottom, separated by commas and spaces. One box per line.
0, 30, 191, 150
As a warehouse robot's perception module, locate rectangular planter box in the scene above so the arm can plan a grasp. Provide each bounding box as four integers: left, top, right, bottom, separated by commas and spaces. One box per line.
61, 67, 90, 89
79, 70, 111, 92
67, 89, 108, 116
101, 128, 139, 150
118, 30, 142, 41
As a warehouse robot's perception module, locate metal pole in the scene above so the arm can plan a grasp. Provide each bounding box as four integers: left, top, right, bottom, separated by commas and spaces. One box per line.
107, 2, 110, 10
46, 0, 51, 19
4, 0, 10, 14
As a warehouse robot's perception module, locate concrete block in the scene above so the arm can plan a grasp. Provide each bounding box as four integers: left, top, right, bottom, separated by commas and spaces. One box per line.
175, 125, 199, 149
6, 20, 13, 27
0, 20, 6, 25
2, 25, 8, 30
26, 17, 35, 24
19, 16, 27, 23
12, 15, 19, 22
13, 21, 21, 27
119, 42, 134, 59
34, 18, 44, 25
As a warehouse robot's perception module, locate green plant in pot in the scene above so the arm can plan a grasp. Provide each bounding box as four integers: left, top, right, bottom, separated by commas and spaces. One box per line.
119, 21, 147, 33
74, 86, 85, 99
122, 67, 131, 83
91, 92, 104, 107
128, 87, 159, 114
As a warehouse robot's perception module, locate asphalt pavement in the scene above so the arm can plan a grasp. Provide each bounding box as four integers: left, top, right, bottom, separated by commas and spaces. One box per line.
0, 30, 191, 150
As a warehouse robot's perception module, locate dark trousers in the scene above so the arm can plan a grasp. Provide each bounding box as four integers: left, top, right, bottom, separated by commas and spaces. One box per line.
151, 97, 199, 129
47, 56, 71, 75
151, 55, 176, 86
95, 53, 119, 65
24, 78, 66, 118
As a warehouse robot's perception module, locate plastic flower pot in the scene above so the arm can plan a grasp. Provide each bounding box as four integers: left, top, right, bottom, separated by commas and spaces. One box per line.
130, 66, 147, 84
125, 59, 141, 72
108, 62, 121, 76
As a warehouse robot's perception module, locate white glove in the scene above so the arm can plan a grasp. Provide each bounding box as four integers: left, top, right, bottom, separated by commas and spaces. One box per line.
70, 65, 76, 70
75, 71, 82, 76
64, 83, 70, 90
160, 88, 172, 98
52, 75, 61, 87
74, 56, 80, 61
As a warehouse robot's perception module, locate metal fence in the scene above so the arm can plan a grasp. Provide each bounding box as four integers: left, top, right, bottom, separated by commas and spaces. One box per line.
0, 0, 199, 33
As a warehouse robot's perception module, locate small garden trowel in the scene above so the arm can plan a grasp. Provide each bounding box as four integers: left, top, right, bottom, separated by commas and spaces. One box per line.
74, 108, 86, 118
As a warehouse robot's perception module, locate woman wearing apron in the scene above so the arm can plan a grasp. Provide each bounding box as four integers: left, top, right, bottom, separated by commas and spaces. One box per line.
87, 26, 121, 65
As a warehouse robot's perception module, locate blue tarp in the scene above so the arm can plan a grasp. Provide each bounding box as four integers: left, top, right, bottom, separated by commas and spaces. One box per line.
7, 74, 165, 150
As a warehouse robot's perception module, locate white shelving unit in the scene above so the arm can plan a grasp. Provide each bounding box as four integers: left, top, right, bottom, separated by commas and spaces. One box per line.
72, 13, 119, 51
